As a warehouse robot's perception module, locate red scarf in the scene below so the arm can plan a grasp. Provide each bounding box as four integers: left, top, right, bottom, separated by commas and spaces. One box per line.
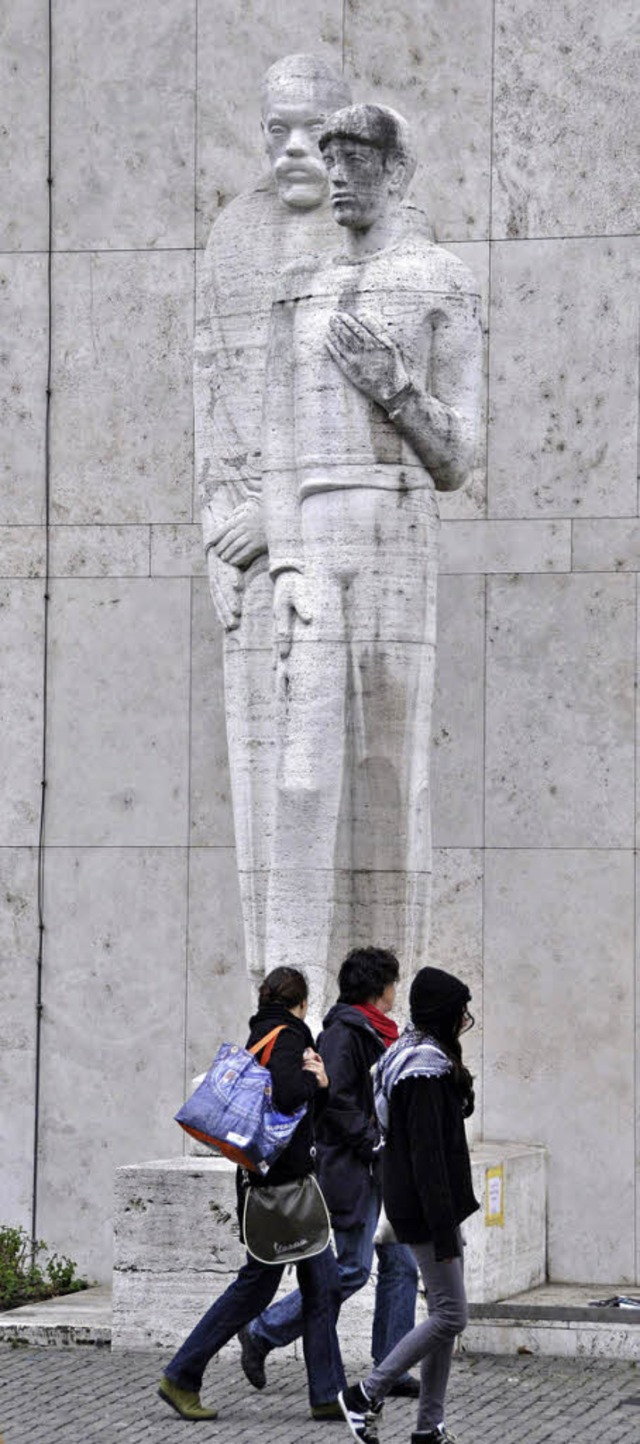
354, 1003, 399, 1049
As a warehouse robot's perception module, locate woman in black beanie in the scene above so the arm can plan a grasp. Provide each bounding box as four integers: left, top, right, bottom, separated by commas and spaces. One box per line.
338, 966, 479, 1444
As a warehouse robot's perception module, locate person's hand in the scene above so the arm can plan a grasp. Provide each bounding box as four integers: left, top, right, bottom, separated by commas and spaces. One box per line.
325, 310, 411, 408
209, 497, 266, 569
303, 1048, 329, 1089
273, 570, 313, 661
206, 548, 243, 631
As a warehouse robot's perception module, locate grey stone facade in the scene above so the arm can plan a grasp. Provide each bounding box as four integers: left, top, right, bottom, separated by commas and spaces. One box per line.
2, 0, 639, 1284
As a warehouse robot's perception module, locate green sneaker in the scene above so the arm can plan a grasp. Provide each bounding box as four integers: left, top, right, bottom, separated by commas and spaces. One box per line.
158, 1375, 218, 1420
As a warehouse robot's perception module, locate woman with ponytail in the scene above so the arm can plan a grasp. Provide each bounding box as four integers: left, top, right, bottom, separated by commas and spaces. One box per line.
339, 966, 479, 1444
159, 966, 345, 1424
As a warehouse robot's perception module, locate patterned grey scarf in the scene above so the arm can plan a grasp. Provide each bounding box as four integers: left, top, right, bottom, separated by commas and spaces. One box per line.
374, 1024, 452, 1135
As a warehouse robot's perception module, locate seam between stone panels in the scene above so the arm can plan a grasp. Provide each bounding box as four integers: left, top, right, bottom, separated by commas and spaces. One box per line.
5, 234, 640, 257
485, 0, 497, 520
0, 247, 200, 257
183, 578, 195, 1110
194, 0, 198, 256
634, 570, 638, 1281
636, 310, 640, 517
30, 0, 55, 1256
192, 0, 199, 529
480, 574, 488, 1140
482, 845, 637, 853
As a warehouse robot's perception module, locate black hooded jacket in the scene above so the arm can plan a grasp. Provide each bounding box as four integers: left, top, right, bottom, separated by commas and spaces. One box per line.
316, 1002, 385, 1230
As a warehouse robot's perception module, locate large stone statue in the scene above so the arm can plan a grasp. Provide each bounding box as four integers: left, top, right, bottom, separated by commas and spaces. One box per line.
261, 105, 482, 1019
196, 55, 353, 990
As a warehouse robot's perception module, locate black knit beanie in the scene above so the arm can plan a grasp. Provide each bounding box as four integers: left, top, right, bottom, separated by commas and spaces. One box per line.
409, 966, 471, 1032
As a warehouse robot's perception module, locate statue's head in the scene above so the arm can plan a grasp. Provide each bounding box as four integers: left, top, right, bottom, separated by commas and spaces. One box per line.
318, 103, 417, 231
261, 54, 352, 211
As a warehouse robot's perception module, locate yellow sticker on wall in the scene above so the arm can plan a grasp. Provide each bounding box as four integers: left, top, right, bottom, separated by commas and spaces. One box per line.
485, 1164, 504, 1227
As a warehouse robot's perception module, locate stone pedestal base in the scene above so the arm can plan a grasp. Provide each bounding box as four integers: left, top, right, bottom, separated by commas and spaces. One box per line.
112, 1143, 546, 1353
465, 1141, 547, 1304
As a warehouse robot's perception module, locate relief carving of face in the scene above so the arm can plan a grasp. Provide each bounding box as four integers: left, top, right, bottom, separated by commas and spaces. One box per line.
321, 138, 402, 231
262, 96, 333, 211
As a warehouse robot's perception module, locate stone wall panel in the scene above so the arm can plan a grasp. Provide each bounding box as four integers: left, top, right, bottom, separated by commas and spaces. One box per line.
53, 0, 196, 250
432, 575, 485, 848
0, 529, 46, 579
440, 519, 571, 575
50, 525, 150, 578
572, 519, 640, 573
0, 848, 38, 1221
485, 573, 635, 849
51, 252, 194, 525
493, 0, 640, 239
46, 578, 191, 846
0, 582, 43, 847
487, 238, 640, 519
151, 523, 205, 577
484, 848, 635, 1283
37, 847, 189, 1278
0, 256, 48, 525
0, 0, 48, 251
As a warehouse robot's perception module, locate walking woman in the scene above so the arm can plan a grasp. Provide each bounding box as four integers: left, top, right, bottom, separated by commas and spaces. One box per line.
159, 965, 346, 1421
339, 966, 479, 1444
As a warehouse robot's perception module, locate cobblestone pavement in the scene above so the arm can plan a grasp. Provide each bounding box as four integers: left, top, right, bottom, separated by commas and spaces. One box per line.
1, 1344, 639, 1444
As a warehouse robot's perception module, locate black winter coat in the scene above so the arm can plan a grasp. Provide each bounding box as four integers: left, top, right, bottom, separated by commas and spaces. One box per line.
245, 1003, 323, 1186
382, 1071, 480, 1261
316, 1003, 385, 1229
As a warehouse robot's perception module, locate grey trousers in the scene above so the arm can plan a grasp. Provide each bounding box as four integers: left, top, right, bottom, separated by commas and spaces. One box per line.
363, 1233, 467, 1432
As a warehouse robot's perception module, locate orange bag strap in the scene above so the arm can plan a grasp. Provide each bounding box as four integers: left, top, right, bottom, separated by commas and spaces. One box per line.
249, 1024, 286, 1067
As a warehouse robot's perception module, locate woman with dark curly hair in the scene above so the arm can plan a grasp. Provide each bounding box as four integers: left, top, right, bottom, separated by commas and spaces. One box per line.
339, 965, 479, 1444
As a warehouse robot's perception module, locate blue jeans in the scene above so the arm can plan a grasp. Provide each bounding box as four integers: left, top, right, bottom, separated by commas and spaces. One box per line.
250, 1189, 417, 1385
372, 1241, 419, 1366
250, 1187, 380, 1365
164, 1246, 345, 1408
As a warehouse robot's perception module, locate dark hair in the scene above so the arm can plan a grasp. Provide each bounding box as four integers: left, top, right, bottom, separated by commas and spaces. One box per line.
429, 1016, 475, 1119
258, 966, 308, 1010
318, 104, 417, 193
338, 947, 400, 1005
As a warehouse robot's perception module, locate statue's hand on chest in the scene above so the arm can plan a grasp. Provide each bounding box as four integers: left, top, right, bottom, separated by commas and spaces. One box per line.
325, 310, 411, 412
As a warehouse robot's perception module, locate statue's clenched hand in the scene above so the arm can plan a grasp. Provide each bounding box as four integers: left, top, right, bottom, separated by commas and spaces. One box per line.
209, 496, 266, 569
325, 310, 411, 409
273, 571, 313, 661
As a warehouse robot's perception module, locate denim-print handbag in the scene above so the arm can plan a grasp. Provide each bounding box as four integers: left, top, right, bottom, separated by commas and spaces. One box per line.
175, 1026, 306, 1175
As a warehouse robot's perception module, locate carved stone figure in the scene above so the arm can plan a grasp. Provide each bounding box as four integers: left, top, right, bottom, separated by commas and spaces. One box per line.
261, 105, 482, 1019
195, 55, 353, 990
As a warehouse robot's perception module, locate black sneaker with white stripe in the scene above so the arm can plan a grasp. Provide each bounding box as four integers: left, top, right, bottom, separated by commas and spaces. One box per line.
338, 1382, 382, 1444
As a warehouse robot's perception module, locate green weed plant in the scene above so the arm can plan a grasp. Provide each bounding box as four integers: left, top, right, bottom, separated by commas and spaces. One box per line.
0, 1225, 88, 1310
